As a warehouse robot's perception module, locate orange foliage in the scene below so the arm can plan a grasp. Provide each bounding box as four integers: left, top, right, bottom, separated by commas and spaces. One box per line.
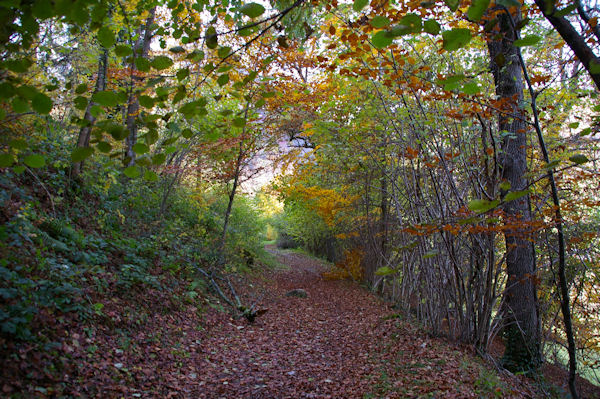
322, 248, 364, 281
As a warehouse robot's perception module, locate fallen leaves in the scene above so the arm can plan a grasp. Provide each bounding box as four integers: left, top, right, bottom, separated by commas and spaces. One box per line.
2, 247, 583, 398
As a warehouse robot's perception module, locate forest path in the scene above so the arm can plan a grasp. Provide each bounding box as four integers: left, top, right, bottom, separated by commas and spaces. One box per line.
193, 246, 528, 398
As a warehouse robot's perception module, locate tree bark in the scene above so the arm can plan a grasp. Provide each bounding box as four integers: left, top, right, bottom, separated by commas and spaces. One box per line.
125, 8, 156, 166
218, 139, 244, 264
486, 6, 541, 372
72, 48, 108, 177
533, 0, 600, 91
510, 15, 579, 396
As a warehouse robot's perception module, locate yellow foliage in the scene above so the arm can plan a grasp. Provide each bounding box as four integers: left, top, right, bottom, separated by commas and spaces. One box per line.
292, 184, 358, 227
322, 248, 364, 281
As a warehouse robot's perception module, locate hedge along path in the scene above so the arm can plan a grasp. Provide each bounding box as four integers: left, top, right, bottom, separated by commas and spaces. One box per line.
192, 246, 535, 398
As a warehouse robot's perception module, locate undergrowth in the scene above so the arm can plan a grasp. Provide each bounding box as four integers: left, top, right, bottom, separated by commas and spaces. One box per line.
0, 142, 271, 395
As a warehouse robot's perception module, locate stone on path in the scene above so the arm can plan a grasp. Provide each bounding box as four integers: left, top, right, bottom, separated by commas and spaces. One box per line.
285, 288, 308, 298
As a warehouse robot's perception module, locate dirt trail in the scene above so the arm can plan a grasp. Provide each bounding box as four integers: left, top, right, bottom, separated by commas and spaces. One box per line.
192, 247, 531, 398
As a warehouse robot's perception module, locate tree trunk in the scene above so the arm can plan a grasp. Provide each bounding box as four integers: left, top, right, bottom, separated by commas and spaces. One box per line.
486, 6, 541, 372
125, 8, 156, 166
379, 171, 389, 270
533, 0, 600, 91
72, 48, 108, 177
512, 25, 580, 397
218, 140, 244, 263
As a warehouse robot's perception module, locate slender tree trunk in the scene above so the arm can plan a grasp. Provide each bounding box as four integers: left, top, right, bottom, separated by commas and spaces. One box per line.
218, 140, 244, 263
379, 171, 389, 274
486, 6, 541, 372
72, 48, 108, 177
125, 8, 156, 166
217, 102, 251, 264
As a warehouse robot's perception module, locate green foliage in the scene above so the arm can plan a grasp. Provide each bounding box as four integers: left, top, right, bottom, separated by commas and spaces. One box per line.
372, 31, 393, 49
467, 0, 490, 22
239, 2, 266, 18
0, 126, 269, 346
513, 35, 541, 47
442, 28, 472, 51
274, 195, 341, 262
353, 0, 369, 12
370, 16, 390, 29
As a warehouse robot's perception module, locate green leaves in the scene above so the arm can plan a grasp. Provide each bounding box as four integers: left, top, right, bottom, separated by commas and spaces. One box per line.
569, 154, 589, 165
97, 26, 115, 48
123, 166, 140, 178
469, 189, 530, 213
0, 153, 15, 167
239, 2, 265, 18
353, 0, 369, 12
97, 142, 112, 153
32, 0, 54, 19
503, 190, 528, 202
5, 59, 32, 73
144, 170, 158, 182
71, 147, 94, 162
388, 14, 422, 36
467, 0, 490, 22
442, 28, 472, 51
468, 199, 500, 214
217, 74, 230, 86
152, 153, 166, 165
370, 16, 390, 28
217, 46, 231, 59
135, 57, 151, 72
513, 35, 541, 47
75, 83, 88, 94
423, 20, 440, 35
23, 154, 45, 168
115, 45, 132, 57
169, 46, 186, 54
151, 56, 173, 70
375, 266, 396, 276
138, 95, 155, 109
10, 139, 28, 150
178, 99, 207, 120
461, 81, 480, 95
371, 14, 424, 48
371, 31, 393, 49
177, 68, 190, 81
445, 0, 460, 11
132, 143, 149, 154
206, 26, 218, 49
74, 96, 87, 110
92, 90, 118, 107
31, 93, 52, 114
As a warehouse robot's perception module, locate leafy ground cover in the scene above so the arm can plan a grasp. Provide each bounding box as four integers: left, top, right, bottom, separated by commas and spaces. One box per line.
3, 237, 600, 397
193, 246, 534, 399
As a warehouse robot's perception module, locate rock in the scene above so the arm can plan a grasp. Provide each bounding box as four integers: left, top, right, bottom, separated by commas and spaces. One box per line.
285, 289, 308, 298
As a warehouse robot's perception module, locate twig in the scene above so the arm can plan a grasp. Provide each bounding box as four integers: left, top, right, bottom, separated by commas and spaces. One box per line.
26, 167, 56, 217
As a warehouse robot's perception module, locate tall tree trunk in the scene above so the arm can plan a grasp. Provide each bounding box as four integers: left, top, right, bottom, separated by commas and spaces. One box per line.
72, 48, 108, 177
125, 8, 156, 166
486, 6, 541, 372
217, 103, 251, 264
379, 171, 389, 269
511, 21, 579, 397
218, 140, 244, 264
